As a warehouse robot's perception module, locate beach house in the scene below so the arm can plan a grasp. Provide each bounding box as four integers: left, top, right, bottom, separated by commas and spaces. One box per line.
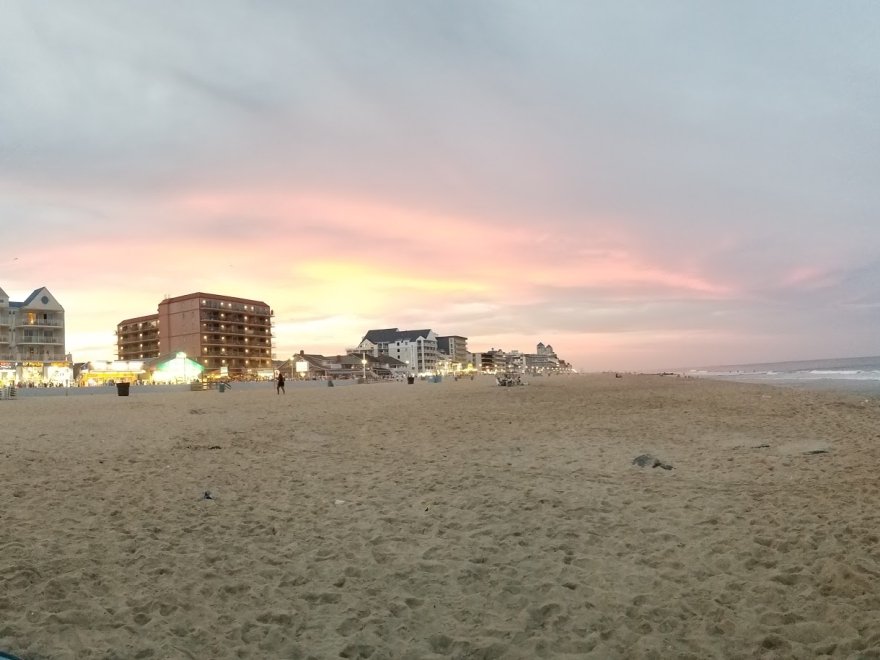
0, 286, 71, 385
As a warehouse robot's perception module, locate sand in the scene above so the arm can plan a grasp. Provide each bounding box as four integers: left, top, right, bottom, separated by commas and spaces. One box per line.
1, 375, 880, 659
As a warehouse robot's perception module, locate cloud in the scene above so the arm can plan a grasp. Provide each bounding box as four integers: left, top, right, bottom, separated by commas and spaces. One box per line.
2, 1, 879, 370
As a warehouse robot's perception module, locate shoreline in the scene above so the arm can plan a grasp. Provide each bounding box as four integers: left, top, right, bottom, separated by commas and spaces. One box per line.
692, 374, 880, 398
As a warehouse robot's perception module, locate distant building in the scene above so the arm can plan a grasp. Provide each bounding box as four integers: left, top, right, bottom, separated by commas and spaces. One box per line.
279, 350, 406, 380
501, 350, 525, 372
524, 342, 561, 373
472, 342, 573, 375
437, 335, 469, 367
117, 292, 274, 378
116, 314, 160, 360
472, 348, 506, 373
0, 285, 71, 385
352, 328, 439, 374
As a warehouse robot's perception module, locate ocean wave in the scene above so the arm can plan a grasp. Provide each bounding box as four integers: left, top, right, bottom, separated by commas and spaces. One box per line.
688, 356, 880, 388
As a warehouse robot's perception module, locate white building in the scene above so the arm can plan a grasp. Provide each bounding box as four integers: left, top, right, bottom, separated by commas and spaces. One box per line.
0, 286, 70, 385
524, 342, 560, 373
352, 328, 439, 375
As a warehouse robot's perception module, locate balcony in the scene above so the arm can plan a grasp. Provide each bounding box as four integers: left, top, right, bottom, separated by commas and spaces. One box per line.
16, 337, 64, 345
18, 319, 64, 328
118, 346, 160, 355
201, 310, 271, 323
200, 325, 272, 338
117, 337, 159, 347
202, 349, 272, 359
201, 337, 271, 347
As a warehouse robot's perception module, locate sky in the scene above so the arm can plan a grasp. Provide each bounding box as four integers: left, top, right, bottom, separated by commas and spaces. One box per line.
2, 1, 879, 371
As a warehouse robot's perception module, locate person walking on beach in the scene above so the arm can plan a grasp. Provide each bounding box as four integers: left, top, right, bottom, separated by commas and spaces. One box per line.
276, 372, 285, 394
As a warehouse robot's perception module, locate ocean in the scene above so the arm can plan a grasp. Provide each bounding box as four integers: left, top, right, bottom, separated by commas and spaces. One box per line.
687, 355, 880, 395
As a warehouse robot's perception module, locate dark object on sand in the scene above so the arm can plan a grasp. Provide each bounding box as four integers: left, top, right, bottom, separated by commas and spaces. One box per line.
752, 444, 770, 449
203, 491, 214, 500
632, 454, 674, 470
804, 449, 829, 455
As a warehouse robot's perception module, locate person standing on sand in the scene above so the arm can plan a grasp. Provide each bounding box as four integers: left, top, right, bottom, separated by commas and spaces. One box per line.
276, 372, 285, 394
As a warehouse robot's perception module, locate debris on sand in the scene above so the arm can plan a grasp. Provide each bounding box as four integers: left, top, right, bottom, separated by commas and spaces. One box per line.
632, 454, 674, 470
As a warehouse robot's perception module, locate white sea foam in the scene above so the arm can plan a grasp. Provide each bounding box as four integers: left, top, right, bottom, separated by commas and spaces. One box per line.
688, 356, 880, 391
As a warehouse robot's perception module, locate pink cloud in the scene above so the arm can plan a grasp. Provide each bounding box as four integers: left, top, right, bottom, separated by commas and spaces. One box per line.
171, 187, 732, 300
779, 266, 836, 290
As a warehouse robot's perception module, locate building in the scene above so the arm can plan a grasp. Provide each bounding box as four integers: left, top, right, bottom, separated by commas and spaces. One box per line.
524, 342, 561, 373
472, 348, 506, 373
0, 286, 71, 385
115, 314, 160, 360
351, 328, 439, 374
77, 360, 145, 387
277, 350, 407, 381
117, 292, 274, 378
501, 349, 525, 373
143, 352, 205, 384
437, 335, 469, 368
473, 342, 573, 375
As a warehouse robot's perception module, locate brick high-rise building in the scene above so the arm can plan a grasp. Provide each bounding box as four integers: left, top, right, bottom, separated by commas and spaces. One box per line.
117, 292, 274, 377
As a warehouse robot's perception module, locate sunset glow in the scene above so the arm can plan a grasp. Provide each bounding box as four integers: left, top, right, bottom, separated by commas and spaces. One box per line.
2, 3, 878, 370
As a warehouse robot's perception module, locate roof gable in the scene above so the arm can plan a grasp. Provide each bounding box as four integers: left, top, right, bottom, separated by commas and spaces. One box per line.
362, 328, 437, 344
12, 287, 63, 311
362, 328, 401, 344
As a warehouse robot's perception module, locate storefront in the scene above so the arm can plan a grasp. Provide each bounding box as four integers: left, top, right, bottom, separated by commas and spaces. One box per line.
145, 352, 204, 384
46, 361, 73, 386
19, 361, 44, 385
78, 360, 145, 387
0, 361, 15, 384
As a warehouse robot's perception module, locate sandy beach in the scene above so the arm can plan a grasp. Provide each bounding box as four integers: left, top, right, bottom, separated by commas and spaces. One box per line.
2, 374, 880, 659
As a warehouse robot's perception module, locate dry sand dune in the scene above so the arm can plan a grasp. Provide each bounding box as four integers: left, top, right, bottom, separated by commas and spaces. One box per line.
2, 375, 880, 659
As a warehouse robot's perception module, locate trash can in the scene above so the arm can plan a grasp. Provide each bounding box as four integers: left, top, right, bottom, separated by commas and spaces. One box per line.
218, 382, 226, 393
327, 380, 335, 387
116, 382, 130, 397
407, 376, 415, 385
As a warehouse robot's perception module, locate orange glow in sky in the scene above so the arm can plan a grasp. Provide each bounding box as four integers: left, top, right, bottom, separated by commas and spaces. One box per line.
3, 3, 877, 370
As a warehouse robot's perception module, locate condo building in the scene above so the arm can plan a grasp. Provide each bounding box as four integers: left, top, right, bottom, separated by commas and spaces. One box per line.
117, 292, 274, 378
437, 335, 469, 367
116, 314, 160, 359
0, 286, 71, 385
524, 342, 561, 373
352, 328, 439, 374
